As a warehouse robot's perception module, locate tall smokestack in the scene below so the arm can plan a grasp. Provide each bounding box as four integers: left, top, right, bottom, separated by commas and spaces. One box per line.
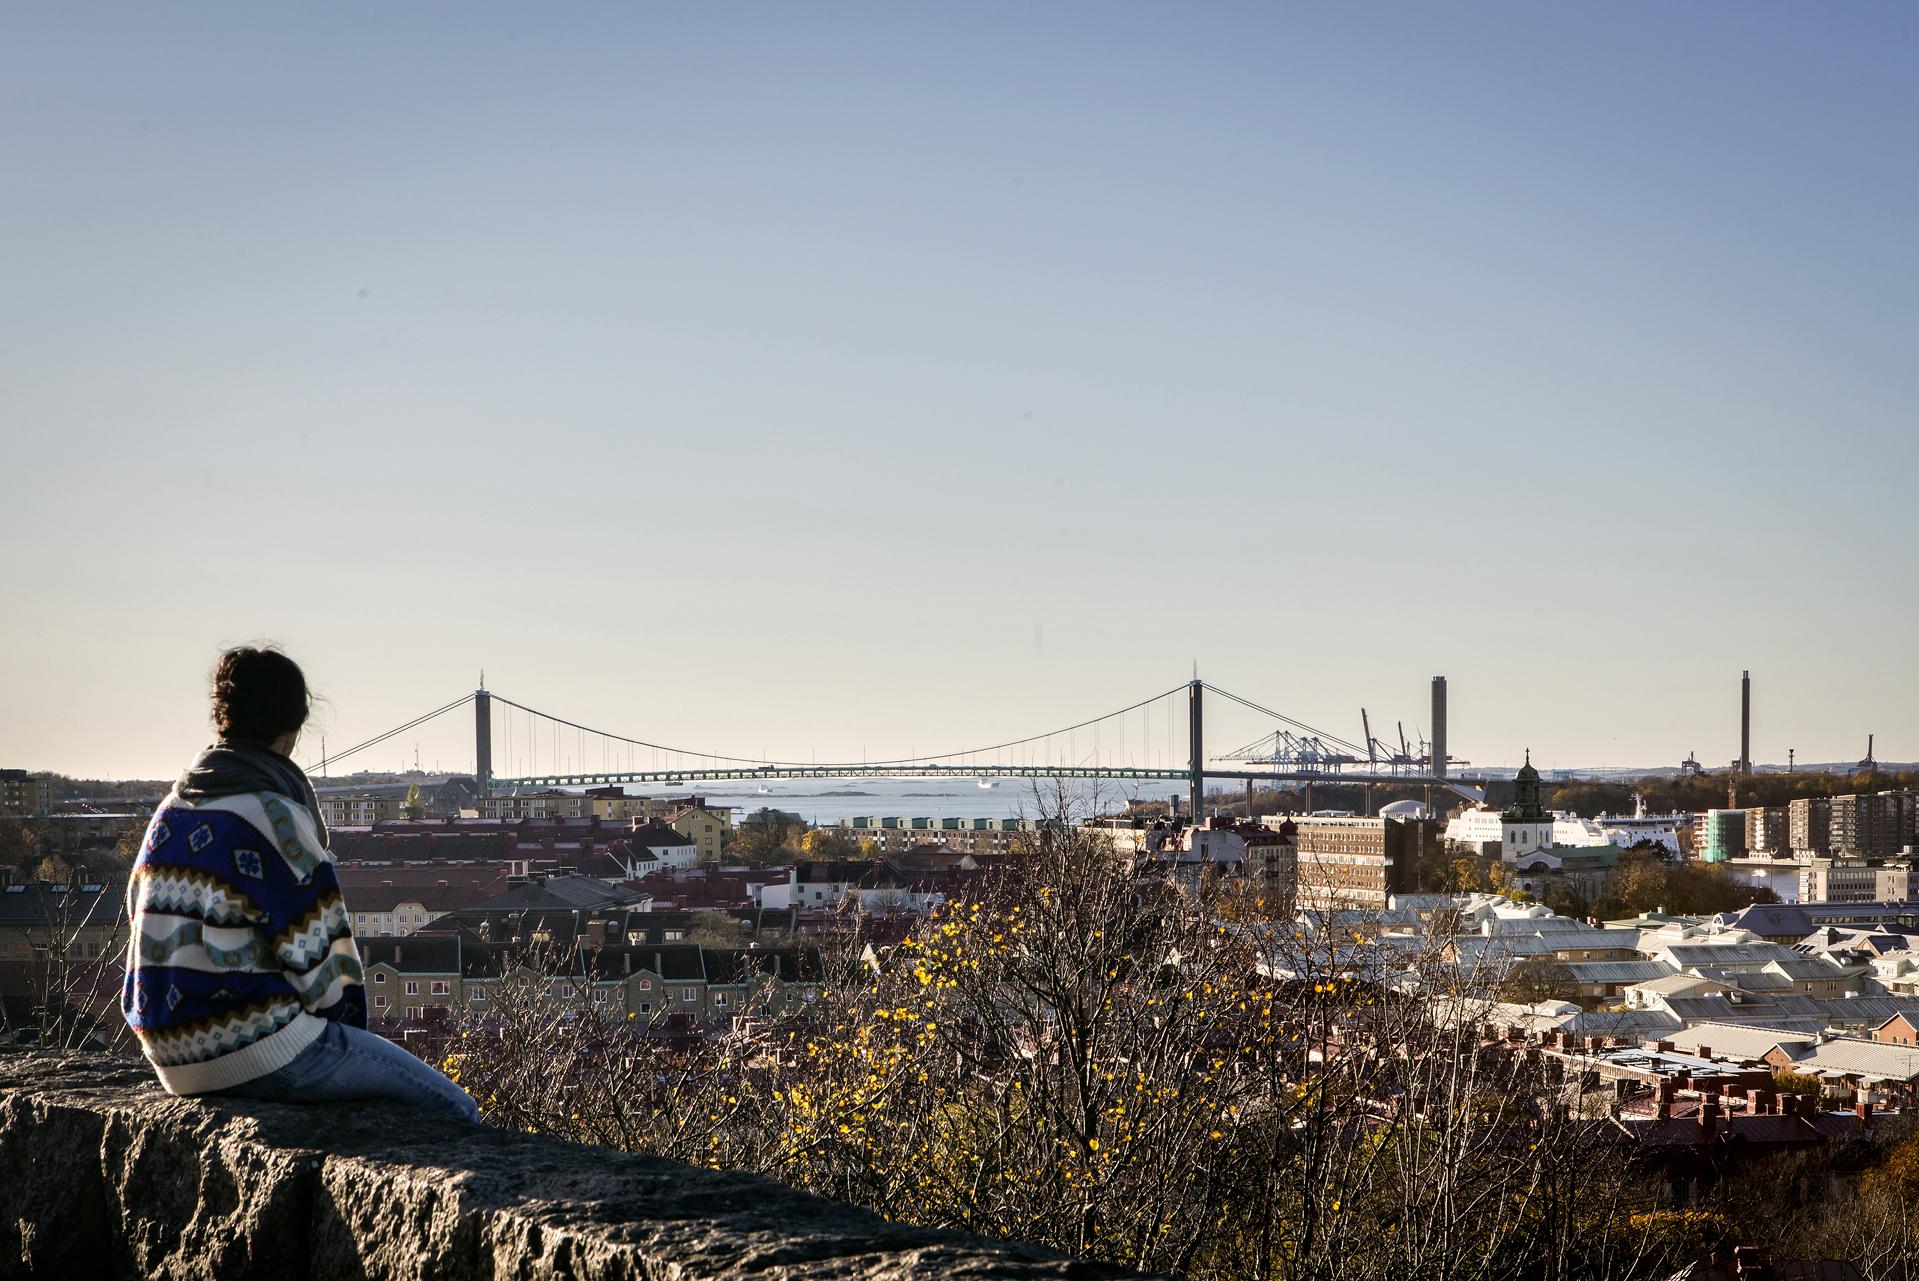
1740, 670, 1751, 777
1431, 676, 1448, 779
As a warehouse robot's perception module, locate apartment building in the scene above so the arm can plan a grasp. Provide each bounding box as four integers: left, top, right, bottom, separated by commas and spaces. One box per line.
1789, 798, 1832, 858
581, 786, 651, 822
664, 800, 733, 863
1267, 814, 1435, 911
1744, 806, 1790, 856
318, 792, 407, 828
335, 867, 508, 938
483, 789, 593, 821
1699, 810, 1747, 863
1798, 859, 1918, 905
362, 936, 463, 1023
0, 770, 51, 818
836, 816, 1037, 855
632, 822, 700, 872
1831, 791, 1918, 859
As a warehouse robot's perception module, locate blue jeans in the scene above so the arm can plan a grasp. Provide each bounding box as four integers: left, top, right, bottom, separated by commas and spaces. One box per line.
218, 1021, 479, 1122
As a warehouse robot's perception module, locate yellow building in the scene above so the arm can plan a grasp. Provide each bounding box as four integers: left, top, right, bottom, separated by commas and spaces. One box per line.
0, 769, 51, 817
483, 790, 590, 820
662, 801, 733, 864
584, 787, 651, 822
317, 793, 406, 827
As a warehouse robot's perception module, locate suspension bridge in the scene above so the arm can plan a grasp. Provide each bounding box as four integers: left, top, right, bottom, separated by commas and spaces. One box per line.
307, 678, 1491, 813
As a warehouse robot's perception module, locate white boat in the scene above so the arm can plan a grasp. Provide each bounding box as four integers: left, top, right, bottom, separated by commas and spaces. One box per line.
1444, 807, 1621, 854
976, 778, 996, 789
1596, 793, 1684, 855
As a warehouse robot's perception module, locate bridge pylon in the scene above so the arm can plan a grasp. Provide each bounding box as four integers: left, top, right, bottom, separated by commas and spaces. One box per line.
475, 685, 493, 799
1188, 679, 1204, 824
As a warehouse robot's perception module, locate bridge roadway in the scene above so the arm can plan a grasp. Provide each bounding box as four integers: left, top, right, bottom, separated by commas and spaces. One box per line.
493, 762, 1490, 800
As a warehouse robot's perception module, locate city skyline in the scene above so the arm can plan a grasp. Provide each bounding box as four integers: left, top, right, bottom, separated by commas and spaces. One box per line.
1, 661, 1899, 785
3, 4, 1916, 779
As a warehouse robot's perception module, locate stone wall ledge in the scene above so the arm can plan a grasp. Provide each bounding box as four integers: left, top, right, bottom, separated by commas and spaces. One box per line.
0, 1051, 1138, 1281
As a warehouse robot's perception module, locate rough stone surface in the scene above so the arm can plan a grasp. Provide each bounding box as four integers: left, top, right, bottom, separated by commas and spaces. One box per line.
0, 1052, 1138, 1281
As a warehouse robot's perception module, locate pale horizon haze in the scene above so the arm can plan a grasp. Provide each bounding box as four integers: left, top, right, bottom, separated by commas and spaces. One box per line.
3, 4, 1915, 781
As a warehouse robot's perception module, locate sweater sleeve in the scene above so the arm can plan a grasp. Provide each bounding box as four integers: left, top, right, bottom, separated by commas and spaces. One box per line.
257, 794, 367, 1028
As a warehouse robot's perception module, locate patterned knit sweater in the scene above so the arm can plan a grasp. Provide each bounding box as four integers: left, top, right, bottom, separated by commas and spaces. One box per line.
121, 785, 365, 1094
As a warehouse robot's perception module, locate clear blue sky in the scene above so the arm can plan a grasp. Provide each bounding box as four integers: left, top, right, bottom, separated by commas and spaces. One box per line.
2, 4, 1914, 780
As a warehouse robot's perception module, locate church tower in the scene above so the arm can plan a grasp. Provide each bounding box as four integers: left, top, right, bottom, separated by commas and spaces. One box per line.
1500, 750, 1553, 864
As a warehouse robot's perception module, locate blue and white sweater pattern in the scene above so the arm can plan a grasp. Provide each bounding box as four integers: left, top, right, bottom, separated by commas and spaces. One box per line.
121, 789, 365, 1094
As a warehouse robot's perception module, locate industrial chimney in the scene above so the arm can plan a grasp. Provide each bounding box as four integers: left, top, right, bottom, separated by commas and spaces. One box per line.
1431, 677, 1448, 779
1740, 670, 1751, 777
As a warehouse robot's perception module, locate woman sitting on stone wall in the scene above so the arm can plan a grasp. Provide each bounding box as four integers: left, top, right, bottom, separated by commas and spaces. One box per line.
120, 645, 477, 1121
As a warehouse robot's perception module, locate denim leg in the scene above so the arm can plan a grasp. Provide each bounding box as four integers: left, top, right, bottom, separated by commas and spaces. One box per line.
298, 1024, 481, 1122
215, 1039, 323, 1102
217, 1022, 478, 1121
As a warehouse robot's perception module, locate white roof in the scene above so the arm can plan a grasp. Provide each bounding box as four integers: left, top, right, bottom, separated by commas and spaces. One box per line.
1663, 1022, 1817, 1061
1630, 973, 1735, 998
1792, 1037, 1919, 1081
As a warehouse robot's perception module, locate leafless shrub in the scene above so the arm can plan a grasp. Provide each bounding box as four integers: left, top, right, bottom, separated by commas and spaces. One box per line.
0, 870, 132, 1053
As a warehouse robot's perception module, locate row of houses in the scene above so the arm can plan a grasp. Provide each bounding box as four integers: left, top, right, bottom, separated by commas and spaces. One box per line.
326, 805, 727, 868
359, 931, 824, 1030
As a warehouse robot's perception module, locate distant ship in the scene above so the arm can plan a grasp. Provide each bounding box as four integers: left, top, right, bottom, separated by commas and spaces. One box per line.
1595, 793, 1684, 855
1446, 808, 1620, 852
976, 778, 996, 789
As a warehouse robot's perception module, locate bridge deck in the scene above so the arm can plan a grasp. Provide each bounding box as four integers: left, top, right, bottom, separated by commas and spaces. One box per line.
491, 763, 1489, 791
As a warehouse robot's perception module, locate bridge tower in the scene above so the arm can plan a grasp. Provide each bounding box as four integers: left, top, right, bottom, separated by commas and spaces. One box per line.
1188, 679, 1204, 823
474, 682, 493, 799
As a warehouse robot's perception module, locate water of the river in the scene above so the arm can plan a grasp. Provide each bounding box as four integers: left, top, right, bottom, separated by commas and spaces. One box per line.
577, 775, 1194, 825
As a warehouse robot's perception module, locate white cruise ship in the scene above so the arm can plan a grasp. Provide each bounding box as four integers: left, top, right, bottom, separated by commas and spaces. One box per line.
1445, 807, 1621, 855
1594, 794, 1684, 855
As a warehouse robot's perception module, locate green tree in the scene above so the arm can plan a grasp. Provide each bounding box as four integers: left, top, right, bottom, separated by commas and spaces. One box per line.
800, 827, 859, 858
0, 814, 36, 869
728, 808, 806, 864
1487, 861, 1532, 901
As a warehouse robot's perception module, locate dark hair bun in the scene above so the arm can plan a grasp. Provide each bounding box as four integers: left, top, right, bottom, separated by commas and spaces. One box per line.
212, 646, 310, 744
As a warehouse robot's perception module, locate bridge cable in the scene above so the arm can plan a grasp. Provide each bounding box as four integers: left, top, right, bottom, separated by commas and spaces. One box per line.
1200, 684, 1370, 757
489, 684, 1190, 772
302, 693, 475, 774
488, 695, 799, 767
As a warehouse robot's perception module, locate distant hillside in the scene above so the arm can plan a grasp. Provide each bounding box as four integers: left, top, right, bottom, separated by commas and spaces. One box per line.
1548, 767, 1919, 816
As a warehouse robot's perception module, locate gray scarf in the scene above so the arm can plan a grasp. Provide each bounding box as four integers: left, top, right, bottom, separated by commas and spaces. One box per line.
177, 740, 330, 849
